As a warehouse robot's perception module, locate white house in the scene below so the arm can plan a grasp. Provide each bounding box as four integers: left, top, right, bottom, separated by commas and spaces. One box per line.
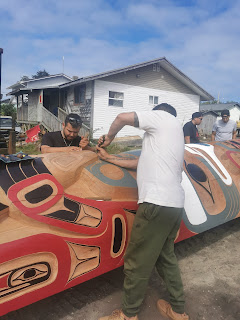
7, 74, 73, 130
7, 58, 214, 137
60, 57, 214, 138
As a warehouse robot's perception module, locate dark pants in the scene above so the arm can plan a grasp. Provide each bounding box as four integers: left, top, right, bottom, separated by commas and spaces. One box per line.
122, 203, 185, 317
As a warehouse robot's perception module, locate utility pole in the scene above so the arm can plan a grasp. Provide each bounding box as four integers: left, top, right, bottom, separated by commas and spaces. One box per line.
0, 48, 3, 116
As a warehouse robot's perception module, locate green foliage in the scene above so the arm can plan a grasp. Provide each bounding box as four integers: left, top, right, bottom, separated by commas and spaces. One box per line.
105, 143, 139, 154
0, 103, 17, 120
20, 75, 30, 81
16, 142, 41, 155
32, 69, 50, 79
201, 100, 239, 105
201, 100, 219, 105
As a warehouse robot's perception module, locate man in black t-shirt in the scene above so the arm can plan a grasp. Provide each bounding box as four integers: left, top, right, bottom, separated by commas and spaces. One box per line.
41, 113, 91, 153
183, 112, 203, 144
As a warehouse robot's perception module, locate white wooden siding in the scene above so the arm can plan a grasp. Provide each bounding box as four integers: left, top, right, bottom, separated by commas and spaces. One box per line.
93, 80, 200, 139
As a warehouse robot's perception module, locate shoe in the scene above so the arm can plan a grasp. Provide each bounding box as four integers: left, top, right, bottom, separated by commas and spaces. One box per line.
157, 299, 189, 320
98, 309, 138, 320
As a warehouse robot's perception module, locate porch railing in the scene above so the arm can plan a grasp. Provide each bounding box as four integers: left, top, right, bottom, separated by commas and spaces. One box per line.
17, 104, 90, 137
41, 106, 62, 132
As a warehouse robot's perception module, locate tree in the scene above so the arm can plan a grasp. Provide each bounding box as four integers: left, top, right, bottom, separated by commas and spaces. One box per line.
32, 69, 50, 79
20, 75, 30, 82
0, 103, 17, 120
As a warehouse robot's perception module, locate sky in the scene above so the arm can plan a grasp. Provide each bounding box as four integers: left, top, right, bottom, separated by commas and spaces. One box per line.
1, 0, 240, 102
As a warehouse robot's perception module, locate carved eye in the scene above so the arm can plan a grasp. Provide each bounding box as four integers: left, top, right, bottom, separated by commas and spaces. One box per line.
13, 268, 46, 282
186, 163, 207, 182
9, 263, 50, 287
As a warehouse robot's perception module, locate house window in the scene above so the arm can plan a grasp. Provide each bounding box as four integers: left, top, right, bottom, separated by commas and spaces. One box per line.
109, 91, 124, 107
74, 85, 86, 104
149, 95, 158, 105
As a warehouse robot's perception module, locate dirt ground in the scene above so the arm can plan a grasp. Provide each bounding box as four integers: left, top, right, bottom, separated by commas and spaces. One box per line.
2, 218, 240, 320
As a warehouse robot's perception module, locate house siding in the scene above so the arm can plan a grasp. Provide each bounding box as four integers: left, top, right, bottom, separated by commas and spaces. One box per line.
102, 65, 196, 95
228, 107, 240, 122
28, 90, 41, 122
93, 80, 200, 139
65, 82, 92, 124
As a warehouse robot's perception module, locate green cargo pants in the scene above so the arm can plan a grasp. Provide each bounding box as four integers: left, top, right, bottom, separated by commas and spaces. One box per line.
122, 202, 185, 317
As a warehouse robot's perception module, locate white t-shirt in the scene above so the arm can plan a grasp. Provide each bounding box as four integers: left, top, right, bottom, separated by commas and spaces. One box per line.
136, 110, 185, 208
212, 119, 237, 141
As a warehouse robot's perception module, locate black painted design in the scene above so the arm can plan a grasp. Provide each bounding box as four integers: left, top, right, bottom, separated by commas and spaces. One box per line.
48, 197, 80, 222
0, 157, 52, 194
20, 160, 38, 177
33, 158, 52, 174
47, 197, 101, 227
123, 209, 137, 215
25, 185, 54, 204
0, 203, 8, 212
0, 262, 50, 298
113, 218, 123, 254
185, 161, 214, 203
7, 162, 27, 182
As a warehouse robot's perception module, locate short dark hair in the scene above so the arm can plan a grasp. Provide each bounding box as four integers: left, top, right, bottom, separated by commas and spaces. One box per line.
152, 103, 177, 117
221, 109, 230, 117
192, 112, 203, 120
65, 113, 82, 128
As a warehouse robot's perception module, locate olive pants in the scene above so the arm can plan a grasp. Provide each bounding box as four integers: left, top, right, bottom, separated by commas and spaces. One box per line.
122, 202, 185, 317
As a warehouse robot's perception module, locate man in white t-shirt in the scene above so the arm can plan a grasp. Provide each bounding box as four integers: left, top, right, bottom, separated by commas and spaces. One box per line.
97, 103, 188, 320
211, 109, 237, 141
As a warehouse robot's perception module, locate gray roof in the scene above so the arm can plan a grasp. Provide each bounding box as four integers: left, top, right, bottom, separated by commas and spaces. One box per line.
202, 110, 219, 116
200, 103, 240, 112
7, 74, 72, 89
60, 57, 214, 101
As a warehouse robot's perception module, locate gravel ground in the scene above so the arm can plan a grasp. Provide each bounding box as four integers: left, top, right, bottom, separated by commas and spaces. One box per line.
2, 218, 240, 320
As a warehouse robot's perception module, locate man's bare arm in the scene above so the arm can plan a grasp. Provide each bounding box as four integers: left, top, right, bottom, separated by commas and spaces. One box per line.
232, 130, 237, 139
96, 146, 138, 169
98, 112, 139, 147
211, 131, 216, 141
184, 136, 190, 144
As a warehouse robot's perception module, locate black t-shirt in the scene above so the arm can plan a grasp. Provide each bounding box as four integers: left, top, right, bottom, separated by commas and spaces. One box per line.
41, 131, 81, 148
183, 121, 199, 143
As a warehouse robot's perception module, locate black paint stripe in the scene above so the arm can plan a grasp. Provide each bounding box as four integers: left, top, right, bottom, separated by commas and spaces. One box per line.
33, 158, 52, 175
0, 163, 14, 193
20, 160, 38, 177
0, 202, 8, 211
7, 163, 26, 183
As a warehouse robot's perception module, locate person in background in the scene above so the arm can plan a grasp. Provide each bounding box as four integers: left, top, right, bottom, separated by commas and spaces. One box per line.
211, 109, 237, 141
41, 113, 92, 153
97, 103, 189, 320
183, 112, 203, 144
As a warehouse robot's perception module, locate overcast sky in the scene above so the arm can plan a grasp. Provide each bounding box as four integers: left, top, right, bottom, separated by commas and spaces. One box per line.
1, 0, 240, 102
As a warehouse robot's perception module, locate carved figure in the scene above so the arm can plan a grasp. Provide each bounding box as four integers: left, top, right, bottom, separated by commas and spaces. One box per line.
0, 139, 239, 316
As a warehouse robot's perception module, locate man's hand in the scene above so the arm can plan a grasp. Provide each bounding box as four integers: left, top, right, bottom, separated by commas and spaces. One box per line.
80, 136, 89, 149
96, 146, 110, 160
98, 134, 113, 148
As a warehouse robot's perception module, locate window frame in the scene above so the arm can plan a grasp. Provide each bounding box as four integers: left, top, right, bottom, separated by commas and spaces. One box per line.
108, 91, 124, 108
149, 95, 159, 105
74, 84, 86, 105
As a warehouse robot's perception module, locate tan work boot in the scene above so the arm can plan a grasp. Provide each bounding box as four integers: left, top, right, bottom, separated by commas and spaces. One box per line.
98, 309, 138, 320
157, 299, 189, 320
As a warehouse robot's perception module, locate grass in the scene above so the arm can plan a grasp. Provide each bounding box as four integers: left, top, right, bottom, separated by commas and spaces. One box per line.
16, 142, 41, 155
15, 141, 140, 155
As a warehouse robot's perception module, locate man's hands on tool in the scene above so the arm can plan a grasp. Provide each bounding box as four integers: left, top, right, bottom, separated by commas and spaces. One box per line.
96, 145, 109, 160
79, 136, 89, 149
98, 134, 113, 148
